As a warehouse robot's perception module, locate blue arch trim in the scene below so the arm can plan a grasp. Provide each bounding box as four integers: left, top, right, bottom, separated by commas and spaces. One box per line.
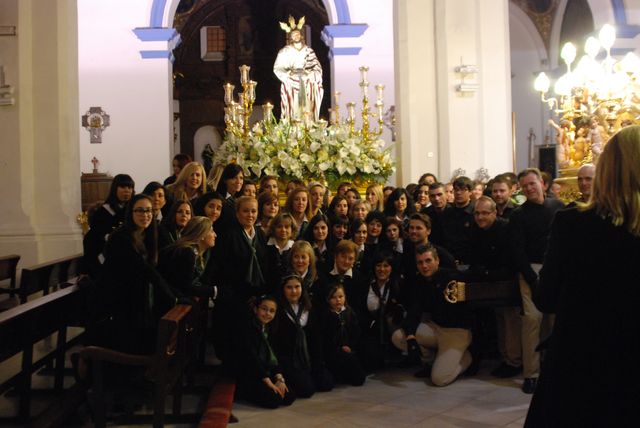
150, 0, 167, 27
334, 0, 351, 24
610, 0, 626, 25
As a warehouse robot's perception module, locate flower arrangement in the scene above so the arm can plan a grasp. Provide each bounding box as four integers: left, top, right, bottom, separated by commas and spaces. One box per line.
213, 118, 395, 187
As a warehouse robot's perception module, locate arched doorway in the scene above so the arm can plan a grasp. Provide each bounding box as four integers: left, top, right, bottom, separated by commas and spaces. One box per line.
171, 0, 331, 168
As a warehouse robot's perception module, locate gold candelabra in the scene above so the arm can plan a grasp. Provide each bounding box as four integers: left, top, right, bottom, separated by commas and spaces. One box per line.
223, 65, 257, 139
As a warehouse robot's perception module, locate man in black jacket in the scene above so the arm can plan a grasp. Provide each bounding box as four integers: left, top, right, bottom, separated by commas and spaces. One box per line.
391, 245, 472, 386
509, 168, 564, 393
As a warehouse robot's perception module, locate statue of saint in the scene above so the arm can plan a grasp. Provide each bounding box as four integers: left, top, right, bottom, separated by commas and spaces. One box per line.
273, 16, 323, 122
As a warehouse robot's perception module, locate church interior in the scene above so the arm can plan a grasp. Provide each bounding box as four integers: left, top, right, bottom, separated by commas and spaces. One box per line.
1, 0, 639, 426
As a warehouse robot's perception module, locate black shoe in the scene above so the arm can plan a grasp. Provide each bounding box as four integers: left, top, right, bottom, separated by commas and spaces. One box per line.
228, 413, 239, 423
522, 377, 537, 394
491, 363, 523, 378
413, 364, 432, 378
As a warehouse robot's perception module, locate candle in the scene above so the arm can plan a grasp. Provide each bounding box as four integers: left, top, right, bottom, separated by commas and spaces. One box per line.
360, 81, 369, 99
239, 65, 251, 85
376, 100, 384, 119
223, 83, 235, 106
262, 102, 273, 119
333, 91, 341, 106
347, 102, 356, 121
248, 81, 257, 102
375, 84, 385, 102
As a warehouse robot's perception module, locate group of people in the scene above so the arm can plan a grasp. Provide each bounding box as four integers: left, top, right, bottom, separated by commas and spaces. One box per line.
80, 125, 640, 424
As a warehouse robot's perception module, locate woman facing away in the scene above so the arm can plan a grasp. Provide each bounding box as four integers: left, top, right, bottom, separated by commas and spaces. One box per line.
525, 125, 640, 427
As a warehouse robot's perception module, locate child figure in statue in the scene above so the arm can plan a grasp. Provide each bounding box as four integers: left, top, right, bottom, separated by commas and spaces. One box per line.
549, 119, 575, 169
588, 116, 608, 163
273, 16, 323, 122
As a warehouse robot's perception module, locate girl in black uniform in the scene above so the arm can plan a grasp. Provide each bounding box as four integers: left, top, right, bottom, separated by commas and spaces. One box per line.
265, 213, 296, 292
302, 214, 331, 275
232, 295, 296, 409
274, 274, 333, 398
321, 284, 366, 386
157, 199, 192, 250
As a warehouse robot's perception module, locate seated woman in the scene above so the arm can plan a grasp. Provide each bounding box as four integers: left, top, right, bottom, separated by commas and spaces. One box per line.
231, 295, 296, 409
82, 173, 135, 279
257, 191, 280, 236
158, 216, 216, 300
265, 213, 297, 293
321, 284, 366, 386
166, 161, 207, 202
142, 181, 168, 222
158, 199, 192, 250
360, 251, 405, 372
273, 274, 334, 398
94, 194, 176, 354
302, 214, 331, 275
193, 191, 224, 231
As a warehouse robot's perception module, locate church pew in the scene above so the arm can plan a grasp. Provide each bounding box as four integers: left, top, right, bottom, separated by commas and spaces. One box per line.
18, 254, 83, 304
80, 303, 202, 428
0, 283, 90, 424
0, 254, 21, 310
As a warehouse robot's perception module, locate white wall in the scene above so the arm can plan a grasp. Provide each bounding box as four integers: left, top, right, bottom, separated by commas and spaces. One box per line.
78, 0, 173, 190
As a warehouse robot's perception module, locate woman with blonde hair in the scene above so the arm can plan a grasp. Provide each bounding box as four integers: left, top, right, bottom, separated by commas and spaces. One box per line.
526, 125, 640, 427
288, 240, 319, 303
366, 184, 384, 212
158, 216, 217, 299
167, 161, 207, 201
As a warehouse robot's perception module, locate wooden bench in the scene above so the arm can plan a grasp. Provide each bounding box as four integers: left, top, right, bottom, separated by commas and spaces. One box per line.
0, 283, 91, 424
18, 254, 83, 304
0, 254, 21, 310
80, 303, 202, 428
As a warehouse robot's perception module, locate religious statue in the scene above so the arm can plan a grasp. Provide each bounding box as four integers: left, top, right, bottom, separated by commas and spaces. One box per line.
549, 119, 575, 168
273, 16, 323, 122
587, 116, 608, 163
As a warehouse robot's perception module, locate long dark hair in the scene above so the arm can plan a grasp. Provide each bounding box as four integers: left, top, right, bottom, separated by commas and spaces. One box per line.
122, 194, 159, 265
161, 199, 193, 232
384, 187, 416, 218
279, 273, 312, 312
216, 163, 244, 196
105, 174, 135, 207
303, 213, 330, 243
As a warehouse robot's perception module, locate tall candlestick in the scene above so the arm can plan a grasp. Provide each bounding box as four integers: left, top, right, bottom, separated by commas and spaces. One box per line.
347, 102, 356, 121
359, 66, 369, 84
262, 102, 273, 120
375, 100, 384, 120
239, 65, 251, 85
360, 81, 369, 99
333, 91, 341, 106
248, 81, 257, 102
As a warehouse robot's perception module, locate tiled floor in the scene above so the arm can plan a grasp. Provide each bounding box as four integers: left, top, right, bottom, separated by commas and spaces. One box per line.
230, 364, 531, 428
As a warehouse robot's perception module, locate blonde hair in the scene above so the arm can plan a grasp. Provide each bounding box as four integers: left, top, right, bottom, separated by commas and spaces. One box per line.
268, 212, 298, 238
290, 240, 317, 282
587, 125, 640, 236
177, 216, 213, 246
168, 161, 207, 200
366, 184, 385, 212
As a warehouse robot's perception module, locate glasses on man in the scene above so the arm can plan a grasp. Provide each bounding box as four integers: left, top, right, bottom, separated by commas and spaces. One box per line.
133, 208, 153, 215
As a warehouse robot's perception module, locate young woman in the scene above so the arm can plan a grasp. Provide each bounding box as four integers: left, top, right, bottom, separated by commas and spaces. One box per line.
308, 182, 327, 217
265, 213, 297, 292
349, 200, 370, 222
321, 284, 366, 386
384, 217, 404, 272
302, 214, 330, 275
232, 295, 296, 409
158, 216, 216, 300
351, 218, 371, 276
163, 153, 192, 186
287, 241, 320, 305
215, 163, 245, 231
273, 274, 334, 398
361, 251, 405, 372
193, 191, 224, 228
413, 183, 430, 212
472, 180, 485, 200
96, 194, 176, 354
142, 181, 168, 221
285, 187, 312, 238
241, 179, 257, 198
344, 188, 361, 208
365, 211, 386, 246
327, 214, 349, 253
384, 187, 416, 232
257, 191, 280, 236
259, 175, 279, 196
167, 161, 207, 201
158, 199, 192, 250
82, 174, 135, 278
336, 182, 352, 197
366, 184, 385, 212
328, 195, 349, 218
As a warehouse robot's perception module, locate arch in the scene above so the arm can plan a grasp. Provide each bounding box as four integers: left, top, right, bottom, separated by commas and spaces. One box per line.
509, 3, 548, 64
193, 125, 222, 164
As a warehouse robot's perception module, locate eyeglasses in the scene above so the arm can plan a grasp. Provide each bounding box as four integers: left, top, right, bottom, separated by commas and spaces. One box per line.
133, 208, 153, 215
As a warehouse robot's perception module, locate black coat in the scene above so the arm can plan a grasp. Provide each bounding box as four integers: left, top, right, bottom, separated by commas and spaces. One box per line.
157, 245, 215, 299
525, 208, 640, 427
321, 306, 361, 362
273, 304, 324, 371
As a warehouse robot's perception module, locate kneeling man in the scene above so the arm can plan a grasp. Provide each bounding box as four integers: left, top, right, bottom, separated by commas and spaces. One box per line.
392, 245, 472, 386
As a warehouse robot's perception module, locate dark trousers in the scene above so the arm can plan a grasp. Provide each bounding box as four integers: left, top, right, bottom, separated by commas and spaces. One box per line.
236, 376, 296, 409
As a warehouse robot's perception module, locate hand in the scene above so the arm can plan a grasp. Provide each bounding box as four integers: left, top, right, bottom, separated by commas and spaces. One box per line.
274, 379, 289, 398
262, 377, 280, 396
341, 345, 352, 353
